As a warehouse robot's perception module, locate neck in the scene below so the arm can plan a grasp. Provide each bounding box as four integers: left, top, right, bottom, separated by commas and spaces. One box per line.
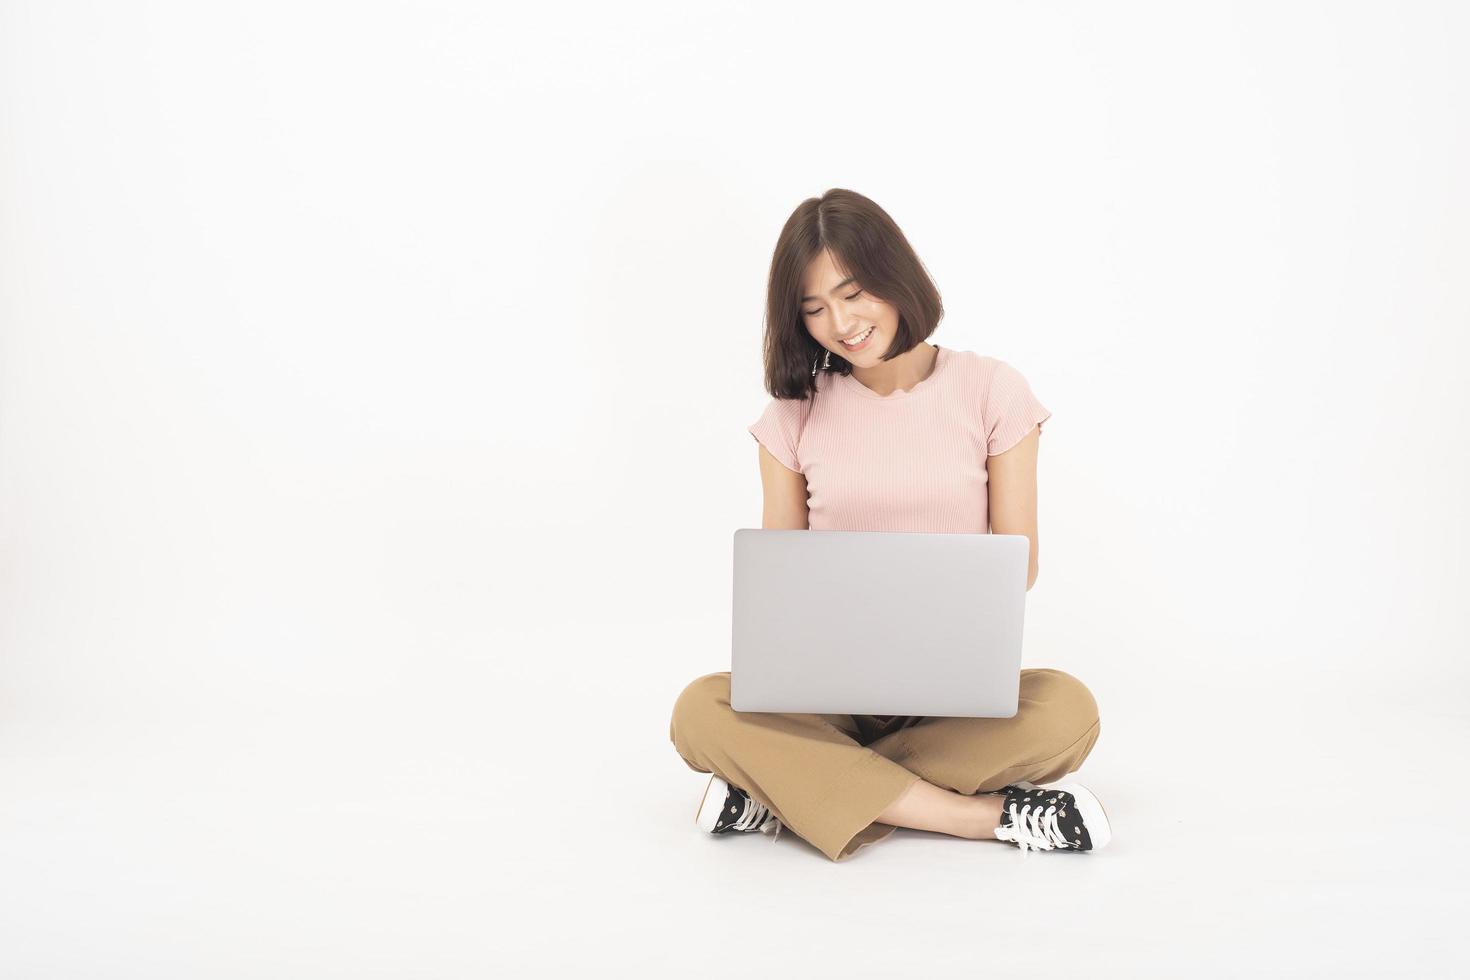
851, 342, 939, 396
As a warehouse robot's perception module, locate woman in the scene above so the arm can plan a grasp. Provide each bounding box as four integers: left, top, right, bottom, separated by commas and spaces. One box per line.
668, 188, 1110, 862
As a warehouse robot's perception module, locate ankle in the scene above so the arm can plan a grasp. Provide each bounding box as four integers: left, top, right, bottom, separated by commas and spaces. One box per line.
960, 792, 1006, 841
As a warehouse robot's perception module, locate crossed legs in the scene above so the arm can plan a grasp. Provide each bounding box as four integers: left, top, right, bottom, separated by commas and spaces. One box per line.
670, 667, 1102, 861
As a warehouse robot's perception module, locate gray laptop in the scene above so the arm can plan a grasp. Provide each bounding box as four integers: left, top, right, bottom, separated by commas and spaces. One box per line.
730, 528, 1030, 718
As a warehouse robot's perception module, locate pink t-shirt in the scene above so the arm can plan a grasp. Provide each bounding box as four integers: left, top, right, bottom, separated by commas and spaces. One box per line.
747, 345, 1051, 533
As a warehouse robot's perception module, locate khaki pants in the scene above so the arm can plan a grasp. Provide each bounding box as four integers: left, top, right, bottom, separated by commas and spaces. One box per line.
669, 668, 1102, 862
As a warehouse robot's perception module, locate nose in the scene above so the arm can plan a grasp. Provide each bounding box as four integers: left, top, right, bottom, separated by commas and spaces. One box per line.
831, 297, 863, 340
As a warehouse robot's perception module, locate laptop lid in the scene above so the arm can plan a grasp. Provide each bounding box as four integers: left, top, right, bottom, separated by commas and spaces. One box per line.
730, 528, 1030, 718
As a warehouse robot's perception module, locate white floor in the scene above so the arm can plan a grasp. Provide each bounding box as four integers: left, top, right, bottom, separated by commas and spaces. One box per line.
0, 621, 1465, 978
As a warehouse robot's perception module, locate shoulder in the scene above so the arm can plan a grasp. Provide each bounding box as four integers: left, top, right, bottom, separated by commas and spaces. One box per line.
940, 347, 1001, 374
753, 387, 817, 432
940, 348, 1016, 390
966, 352, 1033, 388
949, 351, 1044, 417
966, 351, 1011, 375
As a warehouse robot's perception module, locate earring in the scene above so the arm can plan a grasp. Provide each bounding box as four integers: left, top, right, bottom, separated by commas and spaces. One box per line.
811, 351, 820, 377
812, 349, 830, 376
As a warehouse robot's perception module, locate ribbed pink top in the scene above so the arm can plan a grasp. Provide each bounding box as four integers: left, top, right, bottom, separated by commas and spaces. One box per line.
747, 345, 1051, 533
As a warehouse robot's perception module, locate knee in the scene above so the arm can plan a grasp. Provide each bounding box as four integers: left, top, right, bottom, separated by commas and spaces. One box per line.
1016, 669, 1101, 778
669, 671, 732, 746
1025, 668, 1100, 729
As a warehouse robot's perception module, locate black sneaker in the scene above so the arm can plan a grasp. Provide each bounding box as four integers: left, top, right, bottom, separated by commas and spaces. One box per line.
695, 774, 782, 841
993, 779, 1111, 854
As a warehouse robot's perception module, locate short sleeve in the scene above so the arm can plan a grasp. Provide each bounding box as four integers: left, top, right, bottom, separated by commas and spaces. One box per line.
748, 398, 804, 474
983, 359, 1052, 456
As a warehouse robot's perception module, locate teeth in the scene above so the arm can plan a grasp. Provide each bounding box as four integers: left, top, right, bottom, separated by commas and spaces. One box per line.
842, 326, 874, 347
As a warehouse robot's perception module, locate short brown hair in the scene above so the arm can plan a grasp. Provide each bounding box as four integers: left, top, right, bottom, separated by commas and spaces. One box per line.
760, 188, 944, 399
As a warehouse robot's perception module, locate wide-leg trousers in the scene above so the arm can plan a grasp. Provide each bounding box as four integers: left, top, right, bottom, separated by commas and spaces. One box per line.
669, 668, 1102, 862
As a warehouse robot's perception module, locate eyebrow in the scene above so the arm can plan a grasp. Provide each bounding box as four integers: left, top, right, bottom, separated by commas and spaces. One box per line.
800, 276, 858, 304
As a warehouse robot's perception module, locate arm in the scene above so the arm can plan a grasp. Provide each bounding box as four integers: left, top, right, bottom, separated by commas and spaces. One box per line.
757, 444, 810, 530
987, 424, 1042, 591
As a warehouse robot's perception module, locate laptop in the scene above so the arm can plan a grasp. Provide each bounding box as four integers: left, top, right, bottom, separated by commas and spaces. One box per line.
729, 528, 1031, 718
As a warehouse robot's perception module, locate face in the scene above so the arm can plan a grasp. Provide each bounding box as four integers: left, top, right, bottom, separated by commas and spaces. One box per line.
799, 249, 899, 363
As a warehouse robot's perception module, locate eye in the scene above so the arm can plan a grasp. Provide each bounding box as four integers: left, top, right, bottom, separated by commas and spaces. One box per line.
803, 289, 863, 316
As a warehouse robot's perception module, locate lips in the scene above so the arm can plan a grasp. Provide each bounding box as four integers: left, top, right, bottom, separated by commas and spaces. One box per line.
840, 325, 876, 350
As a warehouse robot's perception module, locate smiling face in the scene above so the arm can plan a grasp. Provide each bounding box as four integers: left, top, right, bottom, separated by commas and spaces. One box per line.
800, 249, 900, 364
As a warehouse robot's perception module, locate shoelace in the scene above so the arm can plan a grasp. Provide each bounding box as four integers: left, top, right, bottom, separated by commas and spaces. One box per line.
994, 800, 1071, 855
733, 794, 782, 842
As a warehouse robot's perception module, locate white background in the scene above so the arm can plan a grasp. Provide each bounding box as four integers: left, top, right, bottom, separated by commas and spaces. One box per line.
2, 1, 1466, 976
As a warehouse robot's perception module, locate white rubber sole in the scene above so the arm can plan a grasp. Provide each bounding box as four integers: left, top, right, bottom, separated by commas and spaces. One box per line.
1016, 779, 1112, 851
695, 774, 730, 833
